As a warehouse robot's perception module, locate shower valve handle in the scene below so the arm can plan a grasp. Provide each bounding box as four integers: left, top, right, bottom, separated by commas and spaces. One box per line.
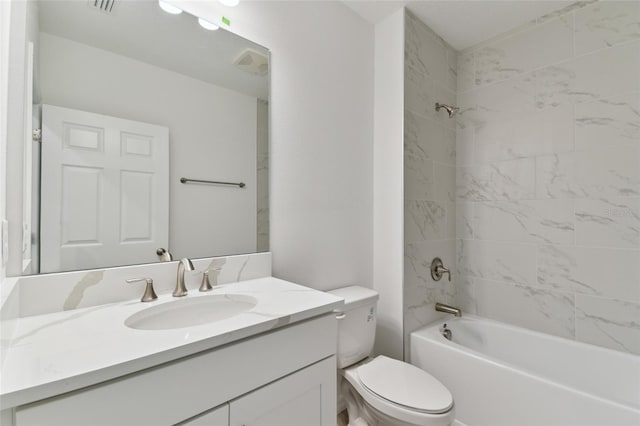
430, 258, 451, 282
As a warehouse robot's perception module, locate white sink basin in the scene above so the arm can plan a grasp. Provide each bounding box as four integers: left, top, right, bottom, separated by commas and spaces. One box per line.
125, 294, 257, 330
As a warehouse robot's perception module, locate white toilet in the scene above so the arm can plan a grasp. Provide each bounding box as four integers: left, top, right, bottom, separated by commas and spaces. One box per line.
328, 286, 455, 426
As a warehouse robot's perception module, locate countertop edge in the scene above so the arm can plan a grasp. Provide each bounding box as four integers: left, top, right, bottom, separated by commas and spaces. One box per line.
0, 297, 343, 410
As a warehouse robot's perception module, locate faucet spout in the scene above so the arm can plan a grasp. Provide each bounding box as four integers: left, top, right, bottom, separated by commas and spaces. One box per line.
435, 302, 462, 317
173, 258, 194, 297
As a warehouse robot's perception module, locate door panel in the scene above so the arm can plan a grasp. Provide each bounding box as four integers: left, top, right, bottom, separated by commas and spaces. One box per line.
120, 170, 153, 241
60, 165, 102, 244
40, 104, 169, 272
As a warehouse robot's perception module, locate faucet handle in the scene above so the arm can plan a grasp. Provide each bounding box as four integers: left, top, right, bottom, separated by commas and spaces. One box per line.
438, 265, 451, 282
199, 267, 223, 292
199, 270, 213, 292
126, 277, 158, 302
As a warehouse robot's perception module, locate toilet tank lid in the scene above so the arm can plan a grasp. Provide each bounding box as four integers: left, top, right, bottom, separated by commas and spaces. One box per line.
327, 286, 378, 312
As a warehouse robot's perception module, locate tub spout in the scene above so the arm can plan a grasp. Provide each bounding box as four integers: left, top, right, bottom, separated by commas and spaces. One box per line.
435, 302, 462, 317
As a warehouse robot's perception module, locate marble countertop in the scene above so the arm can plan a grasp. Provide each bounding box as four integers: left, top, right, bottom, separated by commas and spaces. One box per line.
0, 277, 343, 409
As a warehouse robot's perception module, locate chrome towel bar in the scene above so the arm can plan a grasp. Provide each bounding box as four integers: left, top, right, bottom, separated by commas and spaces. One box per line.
180, 177, 246, 188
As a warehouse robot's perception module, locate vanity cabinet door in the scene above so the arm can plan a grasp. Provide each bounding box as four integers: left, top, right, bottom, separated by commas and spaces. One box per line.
229, 356, 336, 426
177, 404, 228, 426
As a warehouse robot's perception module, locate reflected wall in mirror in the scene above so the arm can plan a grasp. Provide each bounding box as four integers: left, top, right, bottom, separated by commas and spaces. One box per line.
7, 0, 269, 275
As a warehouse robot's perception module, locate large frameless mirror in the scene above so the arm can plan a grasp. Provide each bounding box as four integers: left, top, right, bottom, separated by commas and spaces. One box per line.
7, 0, 269, 275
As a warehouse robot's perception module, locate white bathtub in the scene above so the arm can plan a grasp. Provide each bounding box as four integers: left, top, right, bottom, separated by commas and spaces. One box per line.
410, 315, 640, 426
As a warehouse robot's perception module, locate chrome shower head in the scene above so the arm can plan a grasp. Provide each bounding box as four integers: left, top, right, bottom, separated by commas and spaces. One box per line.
435, 102, 459, 118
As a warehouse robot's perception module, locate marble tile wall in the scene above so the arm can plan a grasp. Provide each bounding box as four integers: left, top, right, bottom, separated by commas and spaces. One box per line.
403, 10, 458, 357
455, 1, 640, 354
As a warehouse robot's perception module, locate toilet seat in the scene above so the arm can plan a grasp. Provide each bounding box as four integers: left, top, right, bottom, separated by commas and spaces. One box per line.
342, 356, 455, 426
358, 356, 453, 414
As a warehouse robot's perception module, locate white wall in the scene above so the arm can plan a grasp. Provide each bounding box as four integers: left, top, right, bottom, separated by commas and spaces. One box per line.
176, 1, 374, 291
0, 0, 12, 280
4, 0, 29, 277
38, 33, 257, 261
372, 8, 404, 359
456, 1, 640, 355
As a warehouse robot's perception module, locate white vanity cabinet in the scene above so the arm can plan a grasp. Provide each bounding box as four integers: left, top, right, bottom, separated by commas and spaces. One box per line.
179, 404, 229, 426
11, 315, 337, 426
179, 356, 335, 426
229, 356, 334, 426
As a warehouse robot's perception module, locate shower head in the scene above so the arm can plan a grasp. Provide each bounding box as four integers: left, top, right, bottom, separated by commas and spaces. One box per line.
435, 102, 459, 118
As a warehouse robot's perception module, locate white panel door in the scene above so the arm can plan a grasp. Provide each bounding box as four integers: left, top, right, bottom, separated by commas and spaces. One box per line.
229, 356, 336, 426
40, 104, 169, 272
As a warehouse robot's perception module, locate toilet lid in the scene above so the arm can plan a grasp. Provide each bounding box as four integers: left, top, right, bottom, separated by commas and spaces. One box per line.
357, 356, 453, 414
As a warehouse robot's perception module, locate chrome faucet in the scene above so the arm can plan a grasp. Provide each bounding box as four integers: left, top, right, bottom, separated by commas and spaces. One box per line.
173, 258, 195, 297
435, 302, 462, 317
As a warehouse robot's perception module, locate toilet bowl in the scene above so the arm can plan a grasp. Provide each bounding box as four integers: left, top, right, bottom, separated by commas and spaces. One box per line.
328, 286, 455, 426
341, 356, 454, 426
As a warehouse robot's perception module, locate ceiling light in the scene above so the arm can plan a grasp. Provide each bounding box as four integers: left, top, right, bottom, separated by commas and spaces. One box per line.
158, 0, 182, 14
218, 0, 239, 7
198, 18, 219, 31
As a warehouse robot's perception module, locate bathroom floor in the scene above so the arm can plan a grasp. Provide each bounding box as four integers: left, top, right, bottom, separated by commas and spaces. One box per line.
337, 410, 348, 426
338, 410, 467, 426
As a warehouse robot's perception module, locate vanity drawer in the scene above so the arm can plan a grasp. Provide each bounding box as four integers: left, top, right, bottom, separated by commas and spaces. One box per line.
15, 314, 336, 426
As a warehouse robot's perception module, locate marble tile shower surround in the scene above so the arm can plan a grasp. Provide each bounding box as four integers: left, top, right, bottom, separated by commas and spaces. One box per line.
0, 252, 272, 319
403, 10, 458, 356
454, 0, 640, 355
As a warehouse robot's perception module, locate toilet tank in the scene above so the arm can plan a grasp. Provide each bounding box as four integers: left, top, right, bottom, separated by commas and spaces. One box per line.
328, 286, 379, 368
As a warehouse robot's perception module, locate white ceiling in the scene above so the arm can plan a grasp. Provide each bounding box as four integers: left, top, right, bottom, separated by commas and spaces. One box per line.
343, 0, 574, 50
38, 0, 269, 99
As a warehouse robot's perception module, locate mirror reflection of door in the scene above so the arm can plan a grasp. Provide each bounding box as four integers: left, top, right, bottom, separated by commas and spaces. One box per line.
40, 104, 169, 272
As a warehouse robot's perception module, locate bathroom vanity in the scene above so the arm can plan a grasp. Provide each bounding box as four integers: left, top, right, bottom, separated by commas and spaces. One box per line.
0, 276, 343, 426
